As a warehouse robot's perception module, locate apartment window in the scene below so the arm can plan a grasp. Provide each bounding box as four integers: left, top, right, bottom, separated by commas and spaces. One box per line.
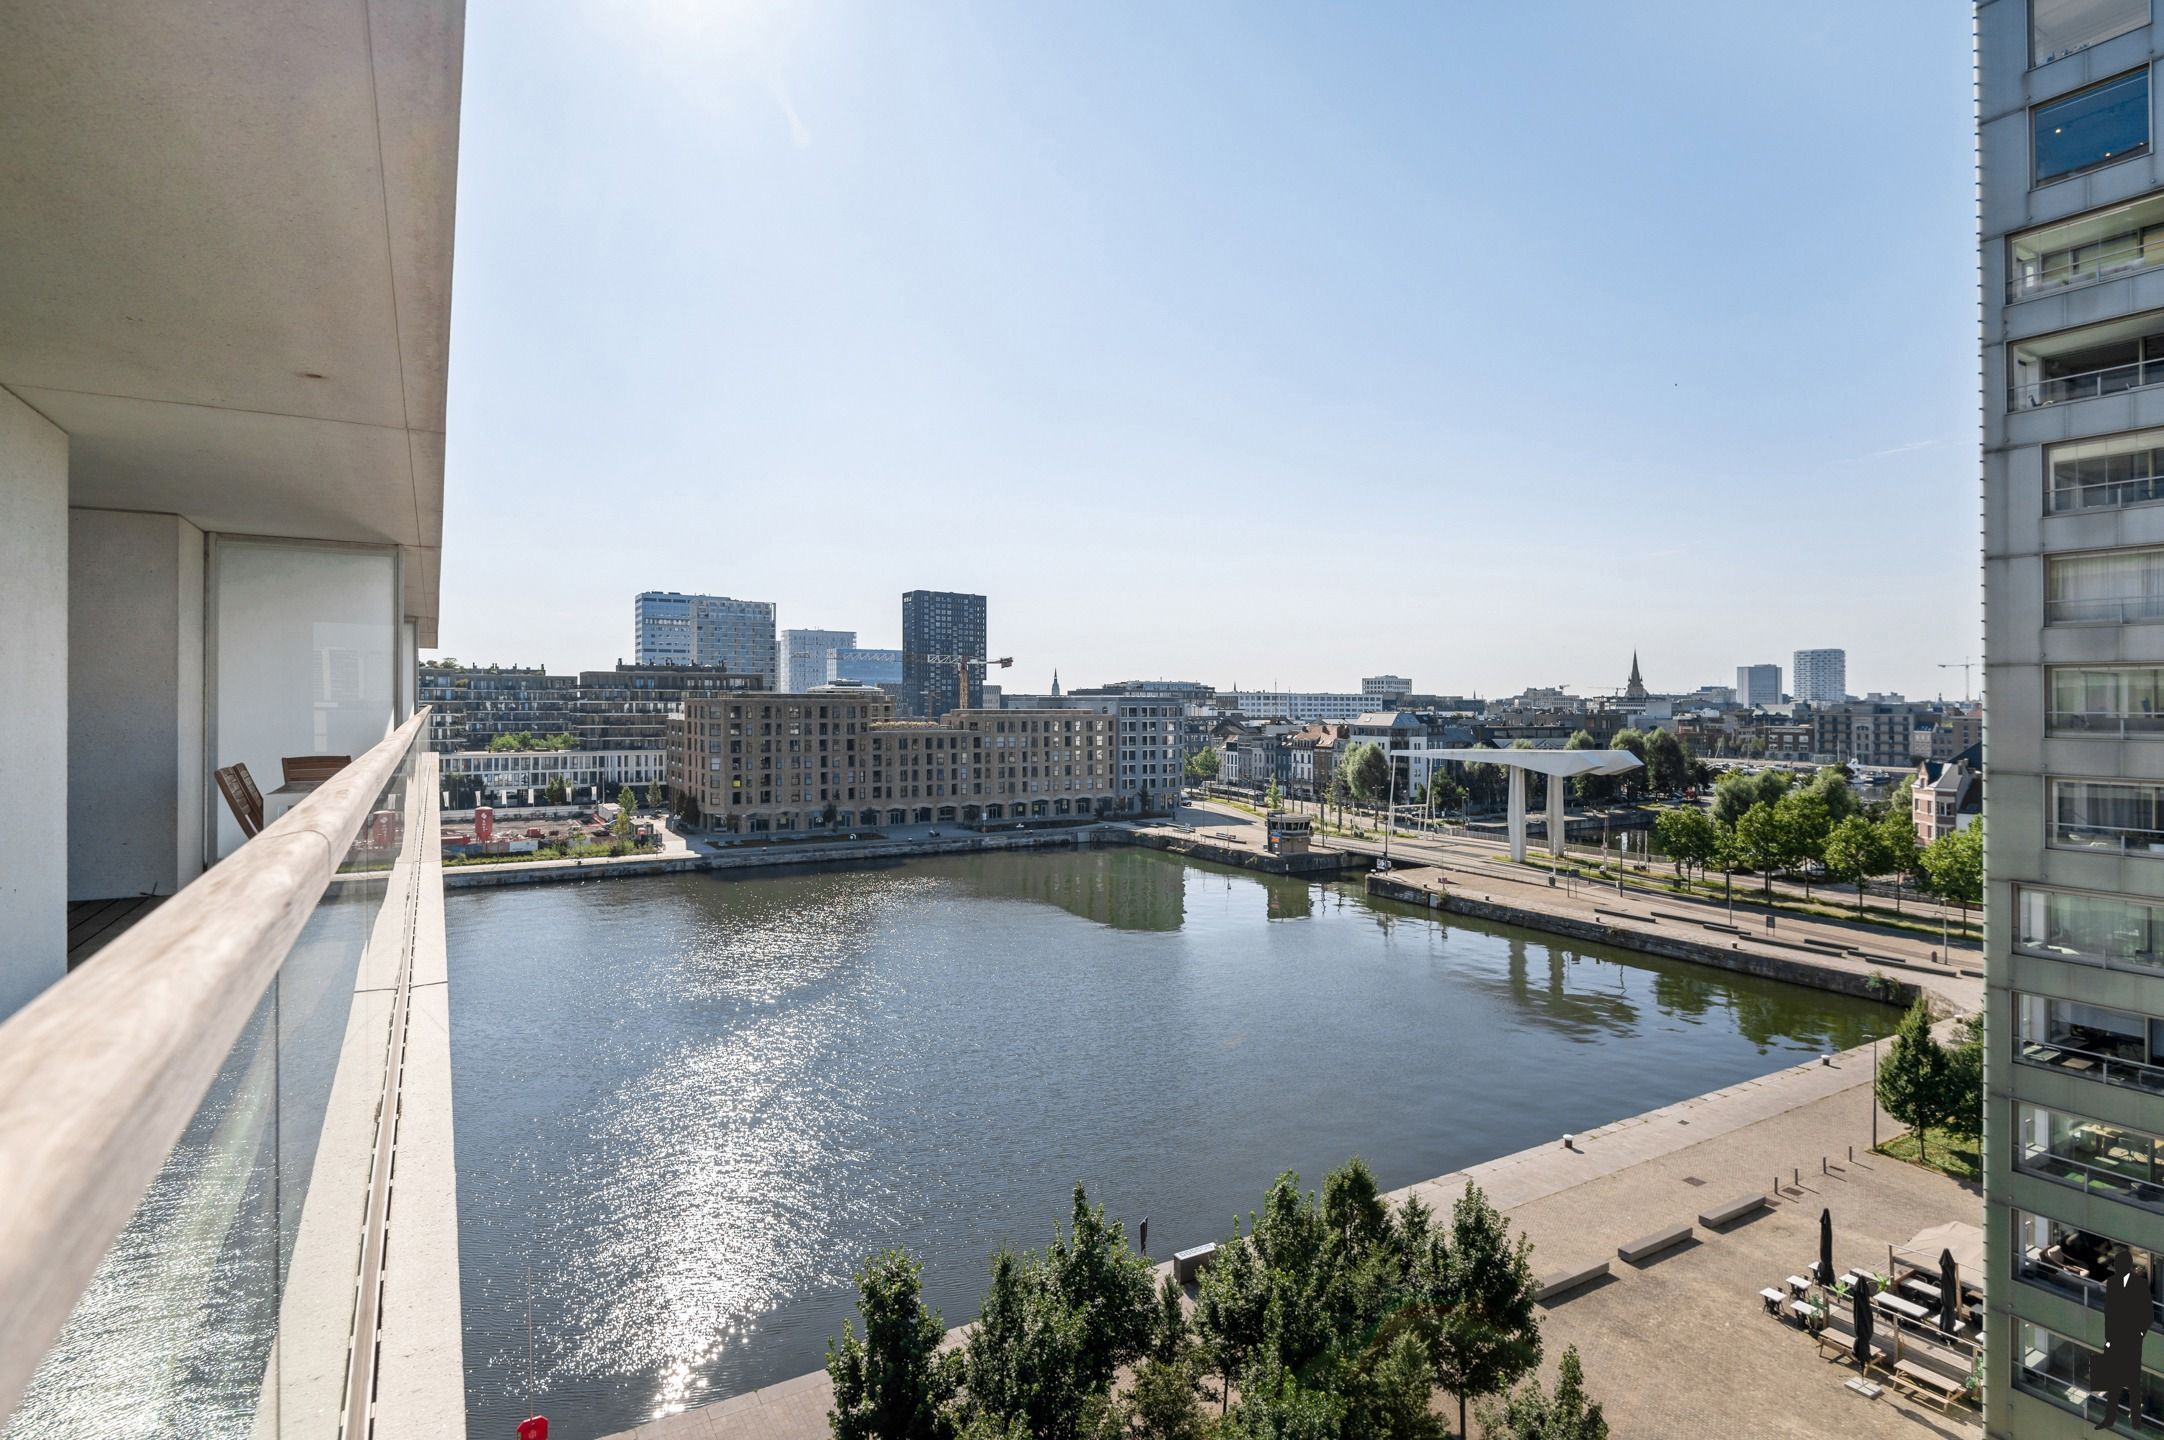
2020, 885, 2164, 968
2014, 196, 2164, 300
2054, 429, 2164, 522
2035, 69, 2150, 183
2046, 547, 2164, 623
2019, 1099, 2164, 1209
2017, 992, 2164, 1091
2052, 776, 2164, 851
2035, 0, 2149, 64
2050, 665, 2164, 731
2015, 1319, 2164, 1425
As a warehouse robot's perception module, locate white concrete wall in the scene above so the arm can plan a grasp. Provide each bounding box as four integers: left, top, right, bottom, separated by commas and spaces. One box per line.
0, 390, 69, 1016
68, 510, 206, 902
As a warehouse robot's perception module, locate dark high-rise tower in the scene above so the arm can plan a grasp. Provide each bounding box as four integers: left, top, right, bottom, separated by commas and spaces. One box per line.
900, 590, 987, 717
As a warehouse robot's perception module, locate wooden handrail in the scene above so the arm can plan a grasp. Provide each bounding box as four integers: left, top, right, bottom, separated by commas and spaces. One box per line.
0, 707, 432, 1427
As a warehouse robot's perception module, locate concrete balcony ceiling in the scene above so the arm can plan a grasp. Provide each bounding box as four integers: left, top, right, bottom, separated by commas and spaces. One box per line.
0, 0, 463, 642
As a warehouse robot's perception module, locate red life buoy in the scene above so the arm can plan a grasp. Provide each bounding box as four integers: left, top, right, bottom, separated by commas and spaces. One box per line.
517, 1417, 548, 1440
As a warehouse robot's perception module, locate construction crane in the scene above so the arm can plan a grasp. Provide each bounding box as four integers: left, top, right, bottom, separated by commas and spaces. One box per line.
905, 652, 1013, 711
1937, 658, 1977, 702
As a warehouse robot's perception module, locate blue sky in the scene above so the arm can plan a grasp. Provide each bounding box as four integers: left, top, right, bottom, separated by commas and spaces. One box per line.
438, 2, 1979, 702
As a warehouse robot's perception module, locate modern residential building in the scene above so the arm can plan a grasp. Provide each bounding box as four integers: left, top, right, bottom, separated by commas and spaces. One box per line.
1981, 3, 2164, 1431
633, 591, 779, 683
900, 589, 988, 716
1223, 690, 1377, 722
667, 690, 1117, 831
1735, 663, 1782, 707
0, 4, 466, 1429
830, 645, 906, 690
1345, 712, 1482, 798
421, 661, 761, 755
443, 747, 670, 808
782, 627, 857, 693
1065, 685, 1191, 813
1362, 675, 1412, 697
1792, 648, 1848, 704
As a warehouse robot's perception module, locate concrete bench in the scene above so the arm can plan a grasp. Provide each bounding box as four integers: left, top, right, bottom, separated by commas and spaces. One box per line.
1617, 1224, 1692, 1264
1593, 907, 1642, 923
1174, 1243, 1217, 1284
1535, 1260, 1609, 1302
1697, 1192, 1769, 1228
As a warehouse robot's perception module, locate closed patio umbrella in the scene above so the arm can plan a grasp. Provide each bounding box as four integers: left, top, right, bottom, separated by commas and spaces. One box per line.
1853, 1274, 1875, 1368
1939, 1247, 1959, 1334
1818, 1208, 1834, 1285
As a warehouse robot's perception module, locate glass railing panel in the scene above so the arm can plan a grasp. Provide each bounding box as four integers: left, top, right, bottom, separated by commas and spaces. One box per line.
2, 724, 426, 1439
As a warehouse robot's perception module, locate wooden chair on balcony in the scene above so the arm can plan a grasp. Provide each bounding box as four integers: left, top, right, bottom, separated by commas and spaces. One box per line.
280, 755, 352, 786
214, 763, 265, 839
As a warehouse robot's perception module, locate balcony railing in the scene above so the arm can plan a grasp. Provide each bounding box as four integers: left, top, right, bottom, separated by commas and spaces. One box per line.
2019, 1245, 2164, 1332
2049, 709, 2164, 735
2014, 245, 2162, 301
2047, 594, 2164, 625
0, 709, 432, 1432
2020, 1037, 2164, 1094
2052, 472, 2164, 512
2052, 817, 2164, 853
2013, 356, 2164, 409
2020, 1139, 2164, 1213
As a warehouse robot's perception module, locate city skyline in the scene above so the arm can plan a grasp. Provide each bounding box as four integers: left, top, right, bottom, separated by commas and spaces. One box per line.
433, 2, 1978, 699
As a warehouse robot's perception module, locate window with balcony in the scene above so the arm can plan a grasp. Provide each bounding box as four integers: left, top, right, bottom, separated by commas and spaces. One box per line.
2035, 0, 2151, 65
2018, 991, 2164, 1090
2019, 1099, 2164, 1209
2013, 195, 2164, 300
2016, 1319, 2164, 1428
2052, 776, 2164, 851
2035, 68, 2151, 183
2017, 1208, 2164, 1328
2046, 547, 2164, 624
2049, 428, 2164, 513
2020, 885, 2164, 967
2013, 313, 2164, 408
2051, 664, 2164, 732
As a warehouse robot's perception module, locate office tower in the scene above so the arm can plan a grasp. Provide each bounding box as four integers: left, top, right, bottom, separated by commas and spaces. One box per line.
1792, 648, 1848, 704
632, 592, 778, 685
900, 590, 986, 716
1735, 663, 1782, 707
781, 628, 856, 693
1982, 2, 2164, 1430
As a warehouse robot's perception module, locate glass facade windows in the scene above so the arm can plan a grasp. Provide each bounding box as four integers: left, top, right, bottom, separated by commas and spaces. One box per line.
2047, 548, 2164, 624
2049, 429, 2164, 512
2035, 0, 2150, 65
2018, 1100, 2164, 1209
2016, 1320, 2164, 1429
2035, 69, 2151, 183
2018, 991, 2164, 1090
2019, 885, 2164, 968
2052, 777, 2164, 852
2051, 665, 2164, 732
2013, 194, 2164, 298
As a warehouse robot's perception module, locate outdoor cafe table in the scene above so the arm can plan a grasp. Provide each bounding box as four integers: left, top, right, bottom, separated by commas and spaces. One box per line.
1876, 1292, 1931, 1322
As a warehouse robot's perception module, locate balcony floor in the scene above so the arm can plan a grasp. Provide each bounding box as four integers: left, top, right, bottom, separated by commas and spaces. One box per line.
64, 896, 164, 970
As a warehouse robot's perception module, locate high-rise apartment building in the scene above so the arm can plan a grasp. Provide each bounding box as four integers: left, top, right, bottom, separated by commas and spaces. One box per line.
633, 592, 779, 684
829, 646, 905, 689
1982, 3, 2164, 1431
1735, 663, 1782, 707
782, 628, 856, 693
1792, 648, 1848, 704
900, 590, 987, 716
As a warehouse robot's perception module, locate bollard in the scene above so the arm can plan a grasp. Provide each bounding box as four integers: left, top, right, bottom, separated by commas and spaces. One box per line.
1822, 1156, 1828, 1175
1848, 1145, 1854, 1162
1793, 1167, 1800, 1186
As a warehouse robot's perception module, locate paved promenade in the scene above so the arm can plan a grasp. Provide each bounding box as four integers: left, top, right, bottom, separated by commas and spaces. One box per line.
600, 1037, 1980, 1440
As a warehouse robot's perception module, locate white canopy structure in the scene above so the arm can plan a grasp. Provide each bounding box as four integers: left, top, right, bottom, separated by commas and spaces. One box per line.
1425, 748, 1647, 862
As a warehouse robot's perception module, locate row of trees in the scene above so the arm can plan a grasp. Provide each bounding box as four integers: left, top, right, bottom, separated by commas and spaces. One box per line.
828, 1164, 1605, 1440
1651, 769, 1982, 927
1875, 999, 1985, 1166
484, 729, 578, 752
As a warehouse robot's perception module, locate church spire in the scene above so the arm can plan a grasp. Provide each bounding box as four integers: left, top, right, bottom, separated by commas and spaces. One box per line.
1625, 651, 1647, 701
1051, 669, 1061, 697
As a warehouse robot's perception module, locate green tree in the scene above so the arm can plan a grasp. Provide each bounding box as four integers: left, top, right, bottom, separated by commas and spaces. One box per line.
1820, 814, 1883, 915
1803, 766, 1860, 824
543, 775, 569, 806
1193, 1216, 1271, 1414
1606, 730, 1648, 803
613, 786, 637, 838
1475, 1347, 1608, 1440
1640, 730, 1689, 796
1049, 1186, 1157, 1393
1943, 1014, 1985, 1148
1875, 803, 1921, 913
1340, 743, 1391, 808
1771, 790, 1832, 897
646, 779, 664, 809
1266, 779, 1285, 811
1712, 768, 1792, 826
1734, 801, 1785, 896
1564, 731, 1608, 805
1652, 808, 1718, 881
1919, 823, 1983, 935
1187, 747, 1221, 781
1876, 998, 1954, 1165
963, 1247, 1091, 1440
827, 1249, 960, 1440
1425, 774, 1467, 815
1423, 1183, 1541, 1440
